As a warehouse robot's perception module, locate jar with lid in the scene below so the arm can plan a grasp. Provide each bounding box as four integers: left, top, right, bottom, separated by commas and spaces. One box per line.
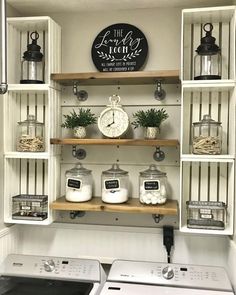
101, 164, 129, 203
192, 114, 222, 155
139, 164, 168, 205
17, 114, 45, 152
65, 163, 93, 202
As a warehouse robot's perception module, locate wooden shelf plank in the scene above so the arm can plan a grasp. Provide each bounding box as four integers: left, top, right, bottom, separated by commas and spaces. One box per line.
51, 70, 180, 86
50, 138, 179, 147
50, 197, 178, 215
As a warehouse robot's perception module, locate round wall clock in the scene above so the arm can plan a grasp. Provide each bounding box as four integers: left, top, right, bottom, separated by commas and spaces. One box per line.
98, 95, 129, 138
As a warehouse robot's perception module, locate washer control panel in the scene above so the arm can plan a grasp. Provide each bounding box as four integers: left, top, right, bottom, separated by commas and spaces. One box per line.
107, 260, 233, 292
1, 254, 101, 282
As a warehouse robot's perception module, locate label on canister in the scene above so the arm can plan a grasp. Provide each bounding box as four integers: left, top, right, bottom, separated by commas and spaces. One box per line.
104, 179, 120, 191
66, 178, 82, 191
143, 180, 160, 191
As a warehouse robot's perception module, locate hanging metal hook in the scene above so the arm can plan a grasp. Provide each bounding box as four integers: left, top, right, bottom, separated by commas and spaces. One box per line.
154, 80, 166, 101
73, 82, 88, 101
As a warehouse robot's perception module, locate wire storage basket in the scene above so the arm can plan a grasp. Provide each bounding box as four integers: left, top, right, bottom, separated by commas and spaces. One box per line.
186, 201, 226, 230
12, 194, 48, 221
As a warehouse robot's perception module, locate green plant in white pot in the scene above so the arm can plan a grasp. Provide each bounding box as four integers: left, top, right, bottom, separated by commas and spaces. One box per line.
61, 108, 97, 138
132, 108, 169, 139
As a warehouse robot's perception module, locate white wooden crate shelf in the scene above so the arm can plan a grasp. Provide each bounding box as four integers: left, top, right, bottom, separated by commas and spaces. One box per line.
180, 6, 236, 236
181, 6, 236, 81
180, 160, 234, 235
181, 86, 235, 157
3, 16, 62, 225
7, 16, 61, 86
4, 152, 50, 159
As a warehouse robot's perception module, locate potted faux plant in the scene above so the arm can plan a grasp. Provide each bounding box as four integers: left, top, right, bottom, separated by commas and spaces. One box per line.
61, 108, 97, 138
132, 108, 169, 139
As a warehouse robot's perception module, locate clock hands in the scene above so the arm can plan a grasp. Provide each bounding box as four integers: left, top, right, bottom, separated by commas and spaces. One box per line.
106, 111, 115, 127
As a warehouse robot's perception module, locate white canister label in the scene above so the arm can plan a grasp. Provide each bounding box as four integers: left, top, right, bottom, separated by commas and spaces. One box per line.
67, 178, 82, 191
143, 180, 160, 191
104, 179, 120, 191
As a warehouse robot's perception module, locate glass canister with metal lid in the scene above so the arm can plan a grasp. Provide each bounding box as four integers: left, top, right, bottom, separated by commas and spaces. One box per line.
139, 164, 168, 205
101, 164, 129, 203
192, 114, 222, 155
65, 163, 93, 202
17, 114, 45, 152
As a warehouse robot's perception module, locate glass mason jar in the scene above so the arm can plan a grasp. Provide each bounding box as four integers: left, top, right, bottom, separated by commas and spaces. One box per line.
192, 114, 222, 155
65, 163, 93, 202
139, 164, 167, 205
101, 164, 129, 203
17, 115, 45, 152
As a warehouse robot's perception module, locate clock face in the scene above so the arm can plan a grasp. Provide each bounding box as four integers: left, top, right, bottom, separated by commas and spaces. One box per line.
98, 107, 129, 138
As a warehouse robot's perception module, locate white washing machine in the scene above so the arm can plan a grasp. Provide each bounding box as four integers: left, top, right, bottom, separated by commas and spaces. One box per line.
0, 254, 106, 295
100, 260, 234, 295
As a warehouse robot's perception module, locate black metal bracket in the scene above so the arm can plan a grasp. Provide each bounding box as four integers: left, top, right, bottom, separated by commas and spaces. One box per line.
70, 211, 86, 219
73, 82, 88, 101
72, 145, 87, 160
153, 146, 165, 161
154, 80, 166, 100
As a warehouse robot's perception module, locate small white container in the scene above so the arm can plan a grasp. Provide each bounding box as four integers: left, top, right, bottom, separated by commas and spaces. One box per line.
101, 164, 129, 204
65, 163, 93, 202
139, 164, 168, 205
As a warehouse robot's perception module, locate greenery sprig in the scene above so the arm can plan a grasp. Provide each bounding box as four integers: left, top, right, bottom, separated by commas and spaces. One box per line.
132, 108, 169, 129
61, 108, 97, 129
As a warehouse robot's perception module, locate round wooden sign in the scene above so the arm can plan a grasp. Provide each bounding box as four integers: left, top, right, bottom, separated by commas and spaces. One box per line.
91, 23, 148, 72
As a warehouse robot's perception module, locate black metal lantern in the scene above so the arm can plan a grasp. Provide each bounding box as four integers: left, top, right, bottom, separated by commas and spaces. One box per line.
20, 31, 45, 84
194, 23, 221, 80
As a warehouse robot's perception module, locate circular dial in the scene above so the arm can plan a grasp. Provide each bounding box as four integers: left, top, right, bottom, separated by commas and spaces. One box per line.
162, 266, 174, 280
44, 259, 55, 272
98, 106, 129, 138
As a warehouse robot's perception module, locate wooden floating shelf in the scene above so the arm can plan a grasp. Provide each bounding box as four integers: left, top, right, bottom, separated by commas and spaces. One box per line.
51, 70, 180, 86
50, 138, 179, 147
50, 197, 178, 215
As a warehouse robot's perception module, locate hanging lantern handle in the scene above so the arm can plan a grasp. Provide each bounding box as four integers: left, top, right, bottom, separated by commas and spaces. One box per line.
203, 23, 213, 34
30, 31, 39, 42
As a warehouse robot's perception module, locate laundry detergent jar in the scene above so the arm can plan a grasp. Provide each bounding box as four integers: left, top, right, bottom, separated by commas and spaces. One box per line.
65, 163, 93, 202
101, 164, 129, 204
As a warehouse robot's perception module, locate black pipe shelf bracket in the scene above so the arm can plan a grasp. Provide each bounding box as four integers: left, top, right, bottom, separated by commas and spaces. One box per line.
72, 145, 87, 160
152, 214, 164, 223
154, 79, 166, 100
70, 211, 86, 219
73, 82, 88, 101
153, 146, 165, 161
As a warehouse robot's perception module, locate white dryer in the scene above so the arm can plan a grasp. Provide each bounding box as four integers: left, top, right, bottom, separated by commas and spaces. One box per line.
100, 260, 234, 295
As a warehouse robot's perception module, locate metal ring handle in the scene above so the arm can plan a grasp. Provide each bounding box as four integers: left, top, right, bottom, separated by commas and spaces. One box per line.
109, 94, 121, 105
203, 23, 213, 33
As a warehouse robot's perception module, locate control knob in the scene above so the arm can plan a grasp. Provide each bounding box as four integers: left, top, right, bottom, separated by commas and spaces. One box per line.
162, 266, 174, 280
44, 259, 55, 272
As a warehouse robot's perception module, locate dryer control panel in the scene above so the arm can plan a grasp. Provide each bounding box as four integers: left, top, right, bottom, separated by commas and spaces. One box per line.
0, 254, 101, 282
107, 260, 233, 292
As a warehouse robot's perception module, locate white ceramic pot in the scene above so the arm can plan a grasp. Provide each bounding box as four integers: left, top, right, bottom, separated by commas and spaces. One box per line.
74, 126, 86, 138
144, 127, 159, 139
